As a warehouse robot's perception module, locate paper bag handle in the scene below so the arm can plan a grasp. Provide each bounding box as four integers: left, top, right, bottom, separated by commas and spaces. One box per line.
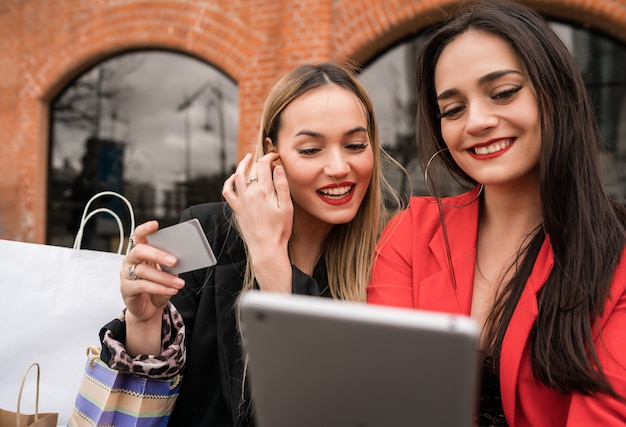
16, 363, 41, 427
73, 191, 136, 254
74, 208, 125, 253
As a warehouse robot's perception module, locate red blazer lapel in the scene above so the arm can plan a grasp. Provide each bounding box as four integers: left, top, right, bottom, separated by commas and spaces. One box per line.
420, 192, 481, 315
500, 237, 554, 423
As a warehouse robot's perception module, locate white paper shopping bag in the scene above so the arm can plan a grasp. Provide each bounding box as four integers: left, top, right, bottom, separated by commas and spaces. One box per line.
0, 191, 134, 426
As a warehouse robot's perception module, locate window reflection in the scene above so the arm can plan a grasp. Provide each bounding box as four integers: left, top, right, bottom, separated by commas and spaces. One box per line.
48, 51, 239, 250
360, 22, 626, 203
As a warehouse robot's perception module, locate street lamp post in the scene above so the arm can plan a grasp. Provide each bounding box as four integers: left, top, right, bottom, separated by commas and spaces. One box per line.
204, 86, 226, 182
176, 83, 209, 182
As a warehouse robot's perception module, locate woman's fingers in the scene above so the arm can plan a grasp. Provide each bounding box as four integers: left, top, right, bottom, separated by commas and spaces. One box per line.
123, 260, 184, 292
222, 174, 236, 202
255, 153, 280, 185
121, 224, 184, 299
127, 240, 177, 269
121, 220, 187, 324
233, 153, 253, 193
223, 152, 286, 223
226, 153, 281, 196
130, 220, 159, 245
273, 165, 292, 210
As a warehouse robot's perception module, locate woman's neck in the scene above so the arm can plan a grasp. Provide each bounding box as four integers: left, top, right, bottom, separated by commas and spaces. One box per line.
480, 181, 542, 235
290, 211, 333, 275
475, 181, 543, 283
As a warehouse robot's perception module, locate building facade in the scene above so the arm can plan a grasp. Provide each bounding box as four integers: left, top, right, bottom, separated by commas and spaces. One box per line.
1, 0, 625, 243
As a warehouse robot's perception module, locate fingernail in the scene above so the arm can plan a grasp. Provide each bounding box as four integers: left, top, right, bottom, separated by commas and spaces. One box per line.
165, 255, 177, 265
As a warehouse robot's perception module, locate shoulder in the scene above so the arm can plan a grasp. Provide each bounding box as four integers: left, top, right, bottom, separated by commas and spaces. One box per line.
396, 189, 480, 224
378, 196, 439, 245
180, 202, 234, 237
180, 201, 243, 256
181, 201, 229, 223
406, 188, 480, 211
380, 189, 480, 242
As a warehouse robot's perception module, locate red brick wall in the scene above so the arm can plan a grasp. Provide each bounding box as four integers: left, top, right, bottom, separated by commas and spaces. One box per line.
1, 0, 625, 242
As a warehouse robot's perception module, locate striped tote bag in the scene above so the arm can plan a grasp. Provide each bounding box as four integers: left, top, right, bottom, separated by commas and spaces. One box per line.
68, 347, 181, 427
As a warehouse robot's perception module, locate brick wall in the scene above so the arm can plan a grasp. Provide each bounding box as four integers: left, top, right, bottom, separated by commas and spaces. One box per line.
1, 0, 625, 242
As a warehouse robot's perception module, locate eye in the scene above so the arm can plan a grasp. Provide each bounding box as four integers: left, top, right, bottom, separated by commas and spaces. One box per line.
345, 142, 369, 151
438, 104, 465, 120
493, 85, 523, 101
297, 147, 321, 156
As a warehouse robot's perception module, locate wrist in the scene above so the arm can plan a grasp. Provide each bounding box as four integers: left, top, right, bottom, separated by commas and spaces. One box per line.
252, 252, 292, 293
126, 308, 162, 329
125, 309, 164, 356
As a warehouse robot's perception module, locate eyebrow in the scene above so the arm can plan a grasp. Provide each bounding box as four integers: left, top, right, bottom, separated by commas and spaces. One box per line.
436, 69, 523, 101
295, 126, 367, 139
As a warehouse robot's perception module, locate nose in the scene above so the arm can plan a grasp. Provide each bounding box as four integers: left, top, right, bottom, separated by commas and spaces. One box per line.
323, 149, 350, 178
465, 101, 498, 135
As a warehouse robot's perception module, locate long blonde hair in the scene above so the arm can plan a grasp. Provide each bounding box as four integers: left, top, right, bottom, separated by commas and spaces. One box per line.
239, 62, 400, 301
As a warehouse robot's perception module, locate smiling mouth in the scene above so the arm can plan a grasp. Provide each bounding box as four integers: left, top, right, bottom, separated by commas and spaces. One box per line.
318, 185, 353, 199
473, 138, 513, 155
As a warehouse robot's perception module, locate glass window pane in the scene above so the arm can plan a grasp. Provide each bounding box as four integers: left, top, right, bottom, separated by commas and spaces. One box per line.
48, 51, 238, 250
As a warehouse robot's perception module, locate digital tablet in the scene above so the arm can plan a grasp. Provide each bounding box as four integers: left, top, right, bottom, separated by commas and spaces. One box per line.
238, 291, 481, 427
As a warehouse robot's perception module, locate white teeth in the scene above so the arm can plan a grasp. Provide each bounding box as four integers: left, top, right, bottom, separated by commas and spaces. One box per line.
319, 186, 351, 197
474, 139, 512, 155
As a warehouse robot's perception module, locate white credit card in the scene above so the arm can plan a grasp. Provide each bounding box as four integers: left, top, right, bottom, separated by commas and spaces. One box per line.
147, 218, 217, 274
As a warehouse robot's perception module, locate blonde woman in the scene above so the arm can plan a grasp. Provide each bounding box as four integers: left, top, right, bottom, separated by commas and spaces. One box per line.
104, 63, 400, 426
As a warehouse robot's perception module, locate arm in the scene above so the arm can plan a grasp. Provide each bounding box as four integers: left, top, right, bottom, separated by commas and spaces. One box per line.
103, 206, 225, 373
98, 219, 188, 376
100, 301, 186, 379
121, 220, 186, 356
367, 209, 416, 308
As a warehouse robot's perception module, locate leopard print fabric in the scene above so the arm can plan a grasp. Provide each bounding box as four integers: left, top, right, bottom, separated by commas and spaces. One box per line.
102, 302, 186, 379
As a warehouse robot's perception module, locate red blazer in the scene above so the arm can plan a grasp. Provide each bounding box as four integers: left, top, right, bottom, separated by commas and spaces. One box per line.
368, 188, 626, 426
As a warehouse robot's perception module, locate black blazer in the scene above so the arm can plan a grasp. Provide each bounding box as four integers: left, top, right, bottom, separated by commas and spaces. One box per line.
166, 202, 328, 426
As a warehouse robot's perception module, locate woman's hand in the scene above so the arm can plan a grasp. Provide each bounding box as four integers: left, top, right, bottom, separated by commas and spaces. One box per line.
121, 220, 185, 355
222, 153, 294, 292
121, 220, 185, 323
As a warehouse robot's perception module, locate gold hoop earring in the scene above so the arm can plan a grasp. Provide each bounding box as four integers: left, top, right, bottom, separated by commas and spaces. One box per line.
423, 147, 483, 208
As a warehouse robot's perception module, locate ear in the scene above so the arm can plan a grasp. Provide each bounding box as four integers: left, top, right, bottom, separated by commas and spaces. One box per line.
264, 137, 277, 154
264, 137, 282, 170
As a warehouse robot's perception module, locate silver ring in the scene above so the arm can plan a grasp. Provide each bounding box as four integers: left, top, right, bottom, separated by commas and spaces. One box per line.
128, 263, 139, 280
246, 176, 259, 184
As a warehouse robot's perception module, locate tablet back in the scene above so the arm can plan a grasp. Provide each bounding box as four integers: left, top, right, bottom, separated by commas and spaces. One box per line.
238, 291, 480, 427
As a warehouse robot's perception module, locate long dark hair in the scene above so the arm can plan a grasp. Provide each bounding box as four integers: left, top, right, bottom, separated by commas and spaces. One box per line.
415, 0, 626, 396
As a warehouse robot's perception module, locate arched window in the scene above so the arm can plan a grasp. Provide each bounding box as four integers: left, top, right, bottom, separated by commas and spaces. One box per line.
360, 21, 626, 203
48, 50, 238, 250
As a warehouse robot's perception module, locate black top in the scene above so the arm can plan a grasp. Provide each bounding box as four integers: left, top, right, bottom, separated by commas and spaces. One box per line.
476, 353, 508, 427
167, 202, 329, 426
